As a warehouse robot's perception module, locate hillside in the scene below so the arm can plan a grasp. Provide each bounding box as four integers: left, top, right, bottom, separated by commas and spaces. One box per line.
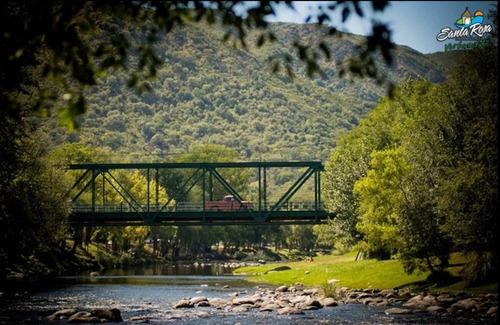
44, 20, 447, 162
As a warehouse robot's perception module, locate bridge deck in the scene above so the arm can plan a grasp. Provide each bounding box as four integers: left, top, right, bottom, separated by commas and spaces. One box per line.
69, 202, 330, 226
69, 211, 330, 226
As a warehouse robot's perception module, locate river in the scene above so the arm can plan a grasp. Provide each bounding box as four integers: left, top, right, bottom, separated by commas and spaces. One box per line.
0, 264, 496, 324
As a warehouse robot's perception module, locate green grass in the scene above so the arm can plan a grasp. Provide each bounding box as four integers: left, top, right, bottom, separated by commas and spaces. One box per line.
234, 251, 498, 294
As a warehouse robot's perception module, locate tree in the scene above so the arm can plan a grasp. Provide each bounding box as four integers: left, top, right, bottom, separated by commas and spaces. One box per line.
321, 87, 405, 251
418, 48, 498, 285
0, 129, 71, 279
353, 148, 407, 260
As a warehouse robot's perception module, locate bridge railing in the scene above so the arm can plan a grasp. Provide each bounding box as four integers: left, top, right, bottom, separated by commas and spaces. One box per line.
72, 201, 324, 213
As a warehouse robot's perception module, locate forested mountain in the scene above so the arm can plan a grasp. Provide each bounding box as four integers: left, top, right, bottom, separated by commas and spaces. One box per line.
44, 20, 447, 162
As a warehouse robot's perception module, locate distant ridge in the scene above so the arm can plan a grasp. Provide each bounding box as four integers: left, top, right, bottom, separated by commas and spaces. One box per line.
45, 21, 450, 162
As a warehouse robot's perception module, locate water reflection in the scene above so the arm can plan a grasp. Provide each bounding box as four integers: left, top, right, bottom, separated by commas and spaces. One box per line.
92, 262, 236, 277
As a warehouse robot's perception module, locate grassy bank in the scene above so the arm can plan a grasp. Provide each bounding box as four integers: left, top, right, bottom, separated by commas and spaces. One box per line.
233, 251, 498, 294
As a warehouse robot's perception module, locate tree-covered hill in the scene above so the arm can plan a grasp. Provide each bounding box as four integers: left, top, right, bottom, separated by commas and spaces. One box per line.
44, 20, 447, 162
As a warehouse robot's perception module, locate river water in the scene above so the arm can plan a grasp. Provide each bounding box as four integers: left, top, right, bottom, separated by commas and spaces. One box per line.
0, 264, 496, 324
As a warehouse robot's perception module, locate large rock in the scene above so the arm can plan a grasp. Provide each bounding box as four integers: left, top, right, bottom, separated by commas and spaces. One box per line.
275, 285, 288, 292
322, 297, 338, 307
189, 296, 208, 306
47, 309, 77, 321
449, 297, 480, 312
427, 306, 446, 314
277, 307, 304, 315
173, 298, 193, 308
68, 311, 101, 323
384, 307, 413, 315
208, 297, 229, 308
91, 308, 123, 322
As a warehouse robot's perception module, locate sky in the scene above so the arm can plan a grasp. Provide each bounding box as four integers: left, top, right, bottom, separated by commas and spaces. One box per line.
266, 1, 497, 54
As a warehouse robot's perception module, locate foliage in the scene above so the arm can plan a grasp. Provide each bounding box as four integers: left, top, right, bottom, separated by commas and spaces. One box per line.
322, 37, 497, 283
1, 1, 399, 130
353, 148, 408, 260
0, 129, 71, 279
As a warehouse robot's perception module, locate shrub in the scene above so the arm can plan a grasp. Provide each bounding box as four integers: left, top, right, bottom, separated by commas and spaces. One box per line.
321, 281, 338, 298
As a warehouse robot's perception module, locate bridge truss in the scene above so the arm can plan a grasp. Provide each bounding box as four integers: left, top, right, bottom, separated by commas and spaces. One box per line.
68, 161, 333, 226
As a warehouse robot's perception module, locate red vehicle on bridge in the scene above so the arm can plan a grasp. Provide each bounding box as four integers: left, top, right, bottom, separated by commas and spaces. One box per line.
205, 195, 253, 211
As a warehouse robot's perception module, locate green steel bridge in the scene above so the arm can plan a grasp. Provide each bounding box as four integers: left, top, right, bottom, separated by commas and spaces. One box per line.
68, 161, 334, 226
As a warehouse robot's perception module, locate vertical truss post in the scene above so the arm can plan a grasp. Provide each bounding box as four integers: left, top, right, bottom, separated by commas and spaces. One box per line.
208, 172, 213, 201
315, 168, 319, 221
202, 166, 206, 221
147, 168, 151, 219
92, 169, 96, 214
102, 171, 106, 207
155, 168, 159, 209
263, 166, 267, 211
258, 166, 262, 218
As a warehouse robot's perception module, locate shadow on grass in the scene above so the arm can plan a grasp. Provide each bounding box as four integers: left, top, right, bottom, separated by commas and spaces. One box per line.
394, 275, 463, 291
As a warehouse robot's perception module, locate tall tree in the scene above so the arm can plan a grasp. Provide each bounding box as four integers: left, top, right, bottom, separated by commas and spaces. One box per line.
429, 49, 497, 285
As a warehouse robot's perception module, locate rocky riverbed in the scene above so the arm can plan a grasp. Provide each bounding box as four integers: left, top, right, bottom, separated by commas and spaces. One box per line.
45, 282, 497, 323
171, 283, 498, 317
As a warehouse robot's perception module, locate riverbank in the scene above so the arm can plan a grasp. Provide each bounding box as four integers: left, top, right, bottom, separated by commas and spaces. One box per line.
233, 251, 498, 294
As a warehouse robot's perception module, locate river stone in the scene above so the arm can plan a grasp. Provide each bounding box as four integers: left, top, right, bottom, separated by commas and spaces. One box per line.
277, 299, 292, 308
290, 295, 308, 304
452, 298, 479, 311
427, 306, 446, 314
275, 285, 288, 292
173, 298, 193, 308
68, 311, 101, 323
260, 303, 281, 312
303, 288, 319, 296
232, 297, 256, 305
196, 300, 211, 307
91, 308, 123, 322
277, 307, 304, 315
357, 293, 373, 300
47, 309, 77, 320
208, 297, 228, 308
436, 294, 457, 306
189, 296, 208, 306
322, 298, 338, 307
384, 307, 413, 314
302, 297, 323, 309
486, 306, 497, 315
129, 315, 152, 322
231, 306, 250, 312
405, 294, 423, 304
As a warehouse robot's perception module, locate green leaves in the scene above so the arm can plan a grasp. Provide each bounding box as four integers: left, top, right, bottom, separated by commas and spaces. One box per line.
323, 41, 498, 279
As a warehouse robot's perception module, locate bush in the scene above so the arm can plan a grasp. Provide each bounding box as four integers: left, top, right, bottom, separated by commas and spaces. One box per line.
242, 249, 281, 262
321, 281, 338, 298
119, 254, 134, 267
97, 255, 114, 269
233, 251, 247, 261
461, 252, 498, 286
